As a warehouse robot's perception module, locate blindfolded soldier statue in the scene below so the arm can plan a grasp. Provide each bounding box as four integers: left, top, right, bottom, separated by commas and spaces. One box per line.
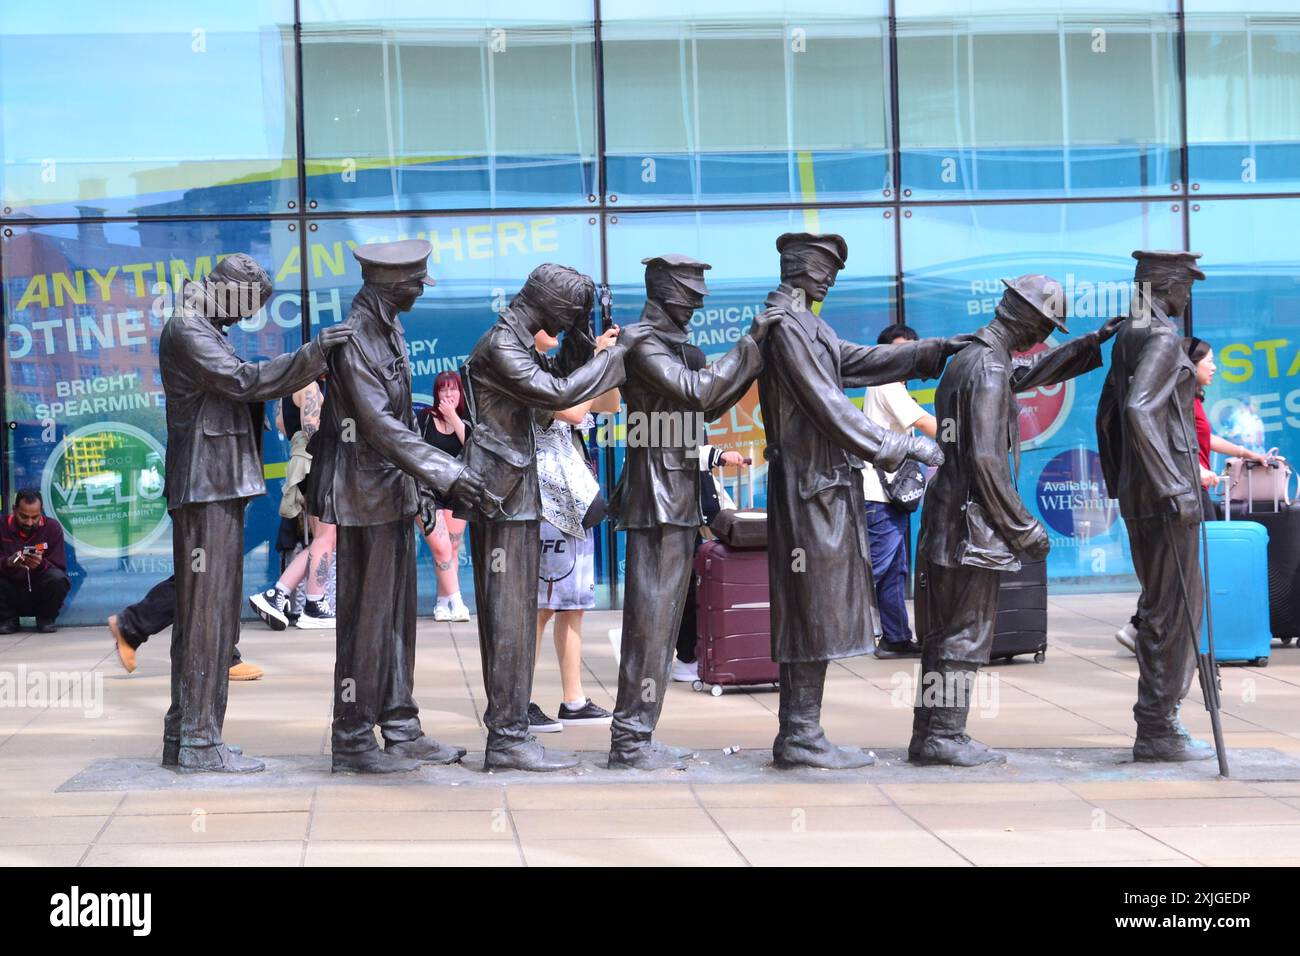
305, 239, 488, 774
460, 263, 649, 772
914, 275, 1121, 766
606, 254, 775, 770
1097, 250, 1218, 764
160, 254, 353, 773
758, 232, 962, 770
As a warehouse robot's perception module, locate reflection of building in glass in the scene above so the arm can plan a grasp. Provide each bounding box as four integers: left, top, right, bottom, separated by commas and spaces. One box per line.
58, 430, 113, 486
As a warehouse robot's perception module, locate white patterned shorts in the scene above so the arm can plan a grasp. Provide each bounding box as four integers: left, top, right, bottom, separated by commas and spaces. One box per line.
538, 521, 596, 611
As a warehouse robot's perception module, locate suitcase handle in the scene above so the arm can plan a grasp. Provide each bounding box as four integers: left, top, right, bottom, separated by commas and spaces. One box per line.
1227, 454, 1296, 516
729, 453, 756, 509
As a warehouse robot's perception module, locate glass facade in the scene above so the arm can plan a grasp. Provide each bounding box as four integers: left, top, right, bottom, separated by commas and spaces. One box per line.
299, 2, 597, 210
1186, 1, 1300, 193
897, 2, 1181, 198
2, 1, 1298, 621
602, 2, 892, 204
0, 2, 298, 217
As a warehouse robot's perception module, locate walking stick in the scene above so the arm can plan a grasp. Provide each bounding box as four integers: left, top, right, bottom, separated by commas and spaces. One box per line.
1164, 406, 1230, 777
1161, 518, 1229, 777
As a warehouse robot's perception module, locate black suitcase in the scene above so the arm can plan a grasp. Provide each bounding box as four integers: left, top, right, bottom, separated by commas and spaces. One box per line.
913, 557, 1047, 663
1225, 500, 1300, 644
991, 558, 1048, 662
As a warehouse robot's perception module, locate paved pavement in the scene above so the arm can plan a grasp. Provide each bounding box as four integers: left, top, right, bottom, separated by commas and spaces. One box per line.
2, 592, 1299, 867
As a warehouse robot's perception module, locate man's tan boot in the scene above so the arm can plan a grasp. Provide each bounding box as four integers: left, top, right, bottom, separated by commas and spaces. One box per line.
107, 615, 136, 674
229, 661, 264, 681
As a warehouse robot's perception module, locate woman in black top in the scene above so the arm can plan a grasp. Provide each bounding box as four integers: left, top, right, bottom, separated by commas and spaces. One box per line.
420, 370, 471, 621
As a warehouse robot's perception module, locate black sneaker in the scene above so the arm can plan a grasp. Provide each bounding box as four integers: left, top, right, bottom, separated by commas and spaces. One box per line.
528, 702, 562, 734
295, 598, 336, 629
558, 699, 613, 726
875, 639, 922, 659
249, 586, 290, 631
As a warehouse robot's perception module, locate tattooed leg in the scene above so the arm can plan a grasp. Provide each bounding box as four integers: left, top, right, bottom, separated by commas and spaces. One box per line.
430, 513, 459, 598
306, 549, 332, 600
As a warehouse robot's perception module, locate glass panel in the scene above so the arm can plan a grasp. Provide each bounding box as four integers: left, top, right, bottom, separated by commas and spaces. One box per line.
897, 1, 1180, 199
300, 1, 596, 211
304, 213, 604, 605
901, 200, 1183, 590
1, 220, 302, 624
1189, 199, 1300, 469
602, 1, 891, 205
1186, 3, 1300, 194
0, 2, 297, 219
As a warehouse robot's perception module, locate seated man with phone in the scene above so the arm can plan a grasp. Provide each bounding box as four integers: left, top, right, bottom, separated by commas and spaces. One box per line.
0, 489, 71, 634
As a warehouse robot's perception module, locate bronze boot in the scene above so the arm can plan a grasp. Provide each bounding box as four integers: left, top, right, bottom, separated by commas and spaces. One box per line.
911, 660, 1005, 767
772, 661, 875, 770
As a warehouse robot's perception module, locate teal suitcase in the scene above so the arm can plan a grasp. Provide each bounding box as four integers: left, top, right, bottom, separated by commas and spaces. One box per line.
1199, 520, 1271, 666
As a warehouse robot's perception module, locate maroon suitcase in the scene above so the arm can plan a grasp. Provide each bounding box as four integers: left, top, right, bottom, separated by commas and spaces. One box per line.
692, 540, 780, 695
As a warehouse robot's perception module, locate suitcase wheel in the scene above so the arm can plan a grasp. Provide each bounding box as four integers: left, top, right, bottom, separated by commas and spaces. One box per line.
691, 680, 704, 693
1033, 649, 1046, 663
1280, 636, 1295, 647
710, 684, 723, 697
1253, 657, 1270, 668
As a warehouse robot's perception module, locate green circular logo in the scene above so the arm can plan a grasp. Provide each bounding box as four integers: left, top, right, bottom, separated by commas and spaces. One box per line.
40, 422, 169, 558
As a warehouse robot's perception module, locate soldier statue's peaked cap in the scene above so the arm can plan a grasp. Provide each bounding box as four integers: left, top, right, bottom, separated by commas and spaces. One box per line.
1131, 249, 1206, 282
1001, 274, 1069, 334
775, 232, 848, 270
352, 239, 437, 286
642, 254, 712, 295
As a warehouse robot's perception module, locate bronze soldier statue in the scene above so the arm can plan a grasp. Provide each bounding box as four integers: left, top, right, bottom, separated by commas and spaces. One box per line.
758, 233, 959, 770
1097, 251, 1216, 763
607, 254, 774, 770
914, 275, 1121, 767
460, 263, 647, 772
160, 253, 352, 772
306, 239, 488, 774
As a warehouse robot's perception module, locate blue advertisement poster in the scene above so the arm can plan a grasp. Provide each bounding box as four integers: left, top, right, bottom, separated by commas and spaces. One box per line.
3, 220, 301, 624
1190, 199, 1300, 471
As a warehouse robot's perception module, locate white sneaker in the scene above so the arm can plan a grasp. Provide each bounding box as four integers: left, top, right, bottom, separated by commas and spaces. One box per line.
671, 658, 698, 682
433, 604, 452, 622
448, 600, 470, 622
1115, 621, 1137, 656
